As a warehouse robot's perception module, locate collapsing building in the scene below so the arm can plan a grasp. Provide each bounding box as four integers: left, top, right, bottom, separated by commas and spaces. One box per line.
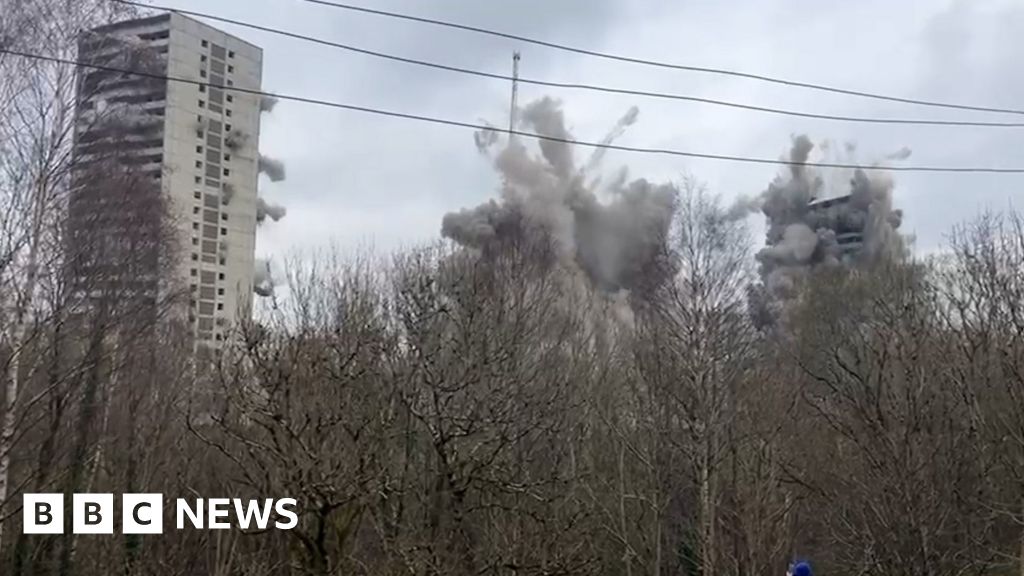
737, 135, 908, 328
806, 194, 864, 261
442, 97, 677, 298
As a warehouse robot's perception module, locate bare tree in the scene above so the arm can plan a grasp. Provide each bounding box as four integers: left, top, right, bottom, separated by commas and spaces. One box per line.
784, 258, 997, 576
0, 0, 139, 553
385, 242, 599, 576
939, 211, 1024, 575
628, 178, 757, 575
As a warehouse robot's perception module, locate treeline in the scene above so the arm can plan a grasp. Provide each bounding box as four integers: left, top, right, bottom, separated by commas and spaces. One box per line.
4, 193, 1024, 576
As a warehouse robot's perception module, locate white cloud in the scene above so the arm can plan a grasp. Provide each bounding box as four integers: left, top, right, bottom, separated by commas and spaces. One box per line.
168, 0, 1024, 257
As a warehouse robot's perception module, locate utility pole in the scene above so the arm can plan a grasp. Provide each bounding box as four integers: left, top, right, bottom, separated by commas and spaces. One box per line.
509, 51, 520, 140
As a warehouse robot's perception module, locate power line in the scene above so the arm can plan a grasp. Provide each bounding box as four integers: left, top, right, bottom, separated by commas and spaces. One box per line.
293, 0, 1024, 118
111, 0, 1024, 128
4, 47, 1024, 174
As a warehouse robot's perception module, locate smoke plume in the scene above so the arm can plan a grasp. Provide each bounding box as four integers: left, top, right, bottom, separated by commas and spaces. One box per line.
253, 258, 275, 297
225, 129, 248, 152
584, 105, 639, 173
474, 120, 501, 153
442, 97, 676, 295
256, 197, 287, 223
260, 96, 279, 113
886, 146, 913, 161
258, 154, 286, 182
742, 135, 908, 328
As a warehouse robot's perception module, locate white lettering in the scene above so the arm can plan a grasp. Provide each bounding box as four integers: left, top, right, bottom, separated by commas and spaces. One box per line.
233, 499, 273, 530
274, 498, 298, 529
208, 498, 230, 529
176, 498, 204, 529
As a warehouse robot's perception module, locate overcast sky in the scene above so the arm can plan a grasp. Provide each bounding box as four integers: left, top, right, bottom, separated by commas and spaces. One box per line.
154, 0, 1022, 261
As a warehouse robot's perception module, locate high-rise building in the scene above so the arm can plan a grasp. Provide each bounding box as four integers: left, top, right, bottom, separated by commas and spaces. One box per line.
806, 194, 864, 260
72, 13, 262, 346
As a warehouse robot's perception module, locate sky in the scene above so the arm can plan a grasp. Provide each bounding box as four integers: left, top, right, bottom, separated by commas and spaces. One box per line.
146, 0, 1023, 262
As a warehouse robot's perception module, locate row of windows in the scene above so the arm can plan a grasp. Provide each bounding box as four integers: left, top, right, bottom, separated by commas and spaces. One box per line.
194, 160, 232, 177
138, 30, 169, 41
197, 99, 233, 116
195, 115, 232, 133
198, 51, 236, 123
191, 285, 226, 296
190, 298, 226, 311
194, 38, 238, 345
200, 54, 236, 73
194, 41, 233, 344
198, 67, 236, 79
190, 268, 225, 280
200, 39, 236, 59
197, 85, 234, 103
189, 221, 229, 234
192, 205, 229, 218
195, 145, 231, 161
199, 72, 235, 87
191, 253, 227, 265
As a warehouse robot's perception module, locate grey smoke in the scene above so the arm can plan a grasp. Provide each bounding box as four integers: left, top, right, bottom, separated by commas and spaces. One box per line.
225, 129, 248, 152
253, 258, 275, 297
724, 136, 821, 222
886, 146, 913, 161
258, 154, 286, 182
724, 194, 764, 221
474, 120, 501, 154
747, 135, 908, 328
758, 223, 820, 266
260, 96, 279, 113
256, 197, 286, 223
442, 97, 676, 294
585, 105, 639, 173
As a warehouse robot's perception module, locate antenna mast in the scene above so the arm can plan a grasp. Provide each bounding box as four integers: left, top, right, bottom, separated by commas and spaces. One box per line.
509, 51, 520, 139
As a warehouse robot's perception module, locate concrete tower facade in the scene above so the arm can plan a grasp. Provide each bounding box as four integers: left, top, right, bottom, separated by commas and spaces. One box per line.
74, 13, 262, 346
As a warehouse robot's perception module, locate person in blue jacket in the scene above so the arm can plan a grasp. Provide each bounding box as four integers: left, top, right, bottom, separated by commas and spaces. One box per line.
788, 560, 813, 576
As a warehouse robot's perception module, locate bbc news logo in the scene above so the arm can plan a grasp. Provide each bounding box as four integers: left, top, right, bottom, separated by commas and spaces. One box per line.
23, 494, 298, 534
